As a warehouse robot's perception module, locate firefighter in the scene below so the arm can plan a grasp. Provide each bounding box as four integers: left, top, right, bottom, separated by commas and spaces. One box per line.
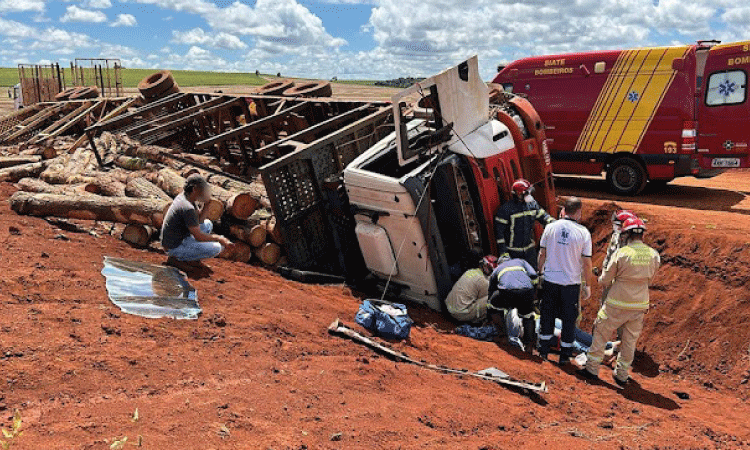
494, 178, 554, 269
599, 210, 637, 340
487, 254, 538, 352
579, 217, 661, 386
445, 255, 498, 323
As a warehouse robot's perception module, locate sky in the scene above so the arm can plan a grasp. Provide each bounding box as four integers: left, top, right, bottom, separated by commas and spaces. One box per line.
0, 0, 747, 80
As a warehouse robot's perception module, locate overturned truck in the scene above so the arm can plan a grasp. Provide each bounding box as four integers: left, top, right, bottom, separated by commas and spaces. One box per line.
4, 58, 554, 312
261, 57, 557, 311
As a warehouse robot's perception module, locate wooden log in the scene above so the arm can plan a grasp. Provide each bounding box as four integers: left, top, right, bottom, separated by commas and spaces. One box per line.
113, 155, 155, 171
204, 173, 270, 208
37, 145, 58, 160
201, 199, 225, 222
229, 223, 267, 247
220, 241, 253, 263
254, 242, 281, 266
10, 192, 168, 227
84, 175, 127, 197
212, 186, 258, 220
154, 168, 185, 197
121, 224, 155, 247
265, 217, 283, 245
0, 155, 42, 168
125, 177, 171, 201
16, 178, 87, 195
40, 148, 95, 184
0, 161, 49, 182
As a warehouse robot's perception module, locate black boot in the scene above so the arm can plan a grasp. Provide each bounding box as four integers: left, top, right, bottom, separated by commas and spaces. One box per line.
522, 317, 537, 354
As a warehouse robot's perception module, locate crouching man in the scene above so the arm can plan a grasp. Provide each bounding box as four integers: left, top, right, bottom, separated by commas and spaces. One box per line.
487, 255, 538, 352
162, 175, 232, 268
445, 256, 498, 323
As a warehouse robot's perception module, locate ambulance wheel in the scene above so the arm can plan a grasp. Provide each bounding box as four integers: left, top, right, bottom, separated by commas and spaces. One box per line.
607, 158, 647, 196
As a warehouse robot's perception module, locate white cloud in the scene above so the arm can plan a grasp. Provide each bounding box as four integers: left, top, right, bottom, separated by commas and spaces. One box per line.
0, 0, 45, 13
85, 0, 113, 8
111, 13, 137, 27
171, 28, 247, 50
60, 5, 108, 23
129, 0, 346, 51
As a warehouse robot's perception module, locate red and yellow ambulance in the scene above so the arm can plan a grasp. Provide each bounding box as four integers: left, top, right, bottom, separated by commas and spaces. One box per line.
493, 40, 750, 194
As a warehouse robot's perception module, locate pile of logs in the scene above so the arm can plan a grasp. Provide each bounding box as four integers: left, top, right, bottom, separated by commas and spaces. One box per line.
4, 132, 284, 266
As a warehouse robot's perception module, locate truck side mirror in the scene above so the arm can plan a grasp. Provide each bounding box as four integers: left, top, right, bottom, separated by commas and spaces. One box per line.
672, 58, 685, 70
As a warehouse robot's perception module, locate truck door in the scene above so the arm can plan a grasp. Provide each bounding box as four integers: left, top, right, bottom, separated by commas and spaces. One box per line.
698, 45, 750, 169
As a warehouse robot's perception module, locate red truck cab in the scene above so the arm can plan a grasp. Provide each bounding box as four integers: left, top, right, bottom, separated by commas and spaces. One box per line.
493, 40, 750, 195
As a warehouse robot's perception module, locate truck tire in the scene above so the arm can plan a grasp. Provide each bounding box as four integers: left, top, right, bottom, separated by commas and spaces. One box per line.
138, 71, 175, 99
255, 79, 295, 96
282, 81, 332, 98
606, 157, 647, 196
55, 87, 80, 101
69, 86, 100, 100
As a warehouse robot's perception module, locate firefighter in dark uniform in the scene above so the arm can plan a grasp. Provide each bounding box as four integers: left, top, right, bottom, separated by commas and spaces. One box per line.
494, 178, 554, 269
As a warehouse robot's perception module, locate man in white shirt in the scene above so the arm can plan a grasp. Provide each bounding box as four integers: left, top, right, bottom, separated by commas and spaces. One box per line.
537, 197, 595, 365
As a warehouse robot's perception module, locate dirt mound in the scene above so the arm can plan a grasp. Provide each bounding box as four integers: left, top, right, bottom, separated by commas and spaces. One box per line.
3, 182, 750, 449
582, 202, 750, 394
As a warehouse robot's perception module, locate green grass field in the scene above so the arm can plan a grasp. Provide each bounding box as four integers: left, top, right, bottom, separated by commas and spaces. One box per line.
0, 67, 268, 88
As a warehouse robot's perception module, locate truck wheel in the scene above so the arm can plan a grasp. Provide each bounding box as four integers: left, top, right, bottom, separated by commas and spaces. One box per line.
606, 158, 647, 196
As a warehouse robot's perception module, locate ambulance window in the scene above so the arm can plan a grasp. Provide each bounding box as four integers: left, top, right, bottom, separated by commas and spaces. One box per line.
502, 83, 513, 93
706, 70, 747, 106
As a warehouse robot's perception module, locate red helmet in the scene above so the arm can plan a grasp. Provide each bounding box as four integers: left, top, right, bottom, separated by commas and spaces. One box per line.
622, 217, 646, 233
512, 178, 532, 195
482, 255, 499, 269
612, 210, 636, 224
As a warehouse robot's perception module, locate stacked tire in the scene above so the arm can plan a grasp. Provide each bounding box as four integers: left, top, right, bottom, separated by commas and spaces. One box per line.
138, 70, 180, 103
254, 79, 295, 96
282, 81, 332, 98
55, 86, 100, 101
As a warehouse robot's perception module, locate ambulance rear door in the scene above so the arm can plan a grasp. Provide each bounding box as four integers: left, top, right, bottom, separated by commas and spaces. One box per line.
697, 42, 750, 169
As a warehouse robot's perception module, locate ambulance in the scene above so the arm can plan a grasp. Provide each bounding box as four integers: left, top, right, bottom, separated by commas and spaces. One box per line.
493, 40, 750, 194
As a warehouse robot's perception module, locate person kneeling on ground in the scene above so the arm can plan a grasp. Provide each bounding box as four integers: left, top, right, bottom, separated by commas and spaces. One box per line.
486, 254, 538, 352
579, 217, 660, 387
445, 256, 499, 323
161, 175, 233, 268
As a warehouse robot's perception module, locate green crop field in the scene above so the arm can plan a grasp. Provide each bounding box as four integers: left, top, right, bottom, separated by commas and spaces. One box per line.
0, 67, 268, 88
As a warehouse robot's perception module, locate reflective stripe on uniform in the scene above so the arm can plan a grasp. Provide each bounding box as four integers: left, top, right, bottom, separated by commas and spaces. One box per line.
509, 210, 536, 249
496, 266, 527, 277
605, 297, 649, 310
587, 354, 604, 364
560, 341, 575, 348
508, 242, 535, 252
538, 334, 554, 341
495, 217, 508, 224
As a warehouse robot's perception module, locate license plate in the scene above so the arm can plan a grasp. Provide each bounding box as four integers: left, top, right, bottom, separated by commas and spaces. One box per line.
711, 158, 741, 168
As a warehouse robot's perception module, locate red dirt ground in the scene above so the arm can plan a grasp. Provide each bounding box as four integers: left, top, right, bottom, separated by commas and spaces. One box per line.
2, 172, 750, 450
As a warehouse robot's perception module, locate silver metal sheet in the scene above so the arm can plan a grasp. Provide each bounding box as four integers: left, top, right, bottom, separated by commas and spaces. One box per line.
101, 256, 200, 319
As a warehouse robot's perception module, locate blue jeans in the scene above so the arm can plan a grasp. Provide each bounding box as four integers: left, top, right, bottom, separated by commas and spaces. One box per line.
167, 220, 223, 262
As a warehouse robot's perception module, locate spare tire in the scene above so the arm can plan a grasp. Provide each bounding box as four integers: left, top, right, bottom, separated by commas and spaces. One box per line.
55, 87, 81, 101
255, 79, 295, 96
143, 80, 181, 102
282, 81, 333, 98
138, 70, 175, 99
69, 86, 100, 100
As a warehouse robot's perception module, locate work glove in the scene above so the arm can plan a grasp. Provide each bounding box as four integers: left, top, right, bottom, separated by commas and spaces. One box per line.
581, 285, 591, 301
